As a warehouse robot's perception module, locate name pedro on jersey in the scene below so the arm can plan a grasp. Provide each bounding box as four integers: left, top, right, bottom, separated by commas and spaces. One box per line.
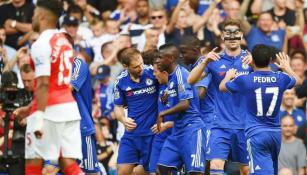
253, 76, 277, 83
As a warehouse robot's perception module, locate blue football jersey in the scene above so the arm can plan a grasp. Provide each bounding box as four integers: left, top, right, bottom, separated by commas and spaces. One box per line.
204, 50, 252, 129
71, 58, 95, 136
156, 84, 175, 140
98, 83, 114, 118
168, 65, 204, 136
114, 66, 159, 136
226, 71, 296, 137
192, 57, 214, 125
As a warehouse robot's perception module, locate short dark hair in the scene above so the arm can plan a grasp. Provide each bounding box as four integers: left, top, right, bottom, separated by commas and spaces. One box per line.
159, 43, 180, 60
180, 35, 201, 48
251, 44, 273, 68
290, 49, 306, 63
222, 18, 241, 31
142, 49, 159, 65
20, 64, 33, 74
67, 4, 84, 17
117, 48, 141, 66
36, 0, 63, 18
101, 41, 113, 54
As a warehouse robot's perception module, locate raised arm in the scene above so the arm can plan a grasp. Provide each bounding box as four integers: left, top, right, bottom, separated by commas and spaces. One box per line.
275, 52, 303, 85
193, 0, 221, 33
166, 0, 187, 34
250, 0, 263, 15
188, 47, 220, 85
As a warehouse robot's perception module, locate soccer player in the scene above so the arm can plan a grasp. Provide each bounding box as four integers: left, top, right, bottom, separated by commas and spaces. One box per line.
156, 44, 206, 175
113, 48, 159, 175
188, 19, 252, 175
219, 44, 302, 175
25, 0, 83, 174
71, 57, 100, 174
149, 59, 175, 175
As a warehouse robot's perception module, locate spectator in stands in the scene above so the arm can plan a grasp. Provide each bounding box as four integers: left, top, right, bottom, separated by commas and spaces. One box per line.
74, 0, 98, 25
165, 0, 220, 46
135, 0, 150, 26
290, 50, 307, 109
138, 27, 160, 52
95, 65, 114, 120
105, 19, 120, 36
0, 27, 16, 60
65, 4, 94, 40
279, 115, 306, 175
243, 12, 286, 51
297, 121, 307, 151
268, 0, 296, 26
290, 50, 307, 81
279, 89, 306, 127
0, 0, 34, 49
149, 7, 168, 47
4, 46, 30, 88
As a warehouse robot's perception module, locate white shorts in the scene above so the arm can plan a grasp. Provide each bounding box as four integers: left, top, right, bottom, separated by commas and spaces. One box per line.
25, 119, 82, 160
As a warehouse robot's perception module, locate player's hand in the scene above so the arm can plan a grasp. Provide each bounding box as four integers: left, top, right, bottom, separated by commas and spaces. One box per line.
225, 68, 237, 80
13, 106, 31, 120
203, 47, 220, 64
123, 117, 137, 131
33, 111, 44, 139
18, 118, 27, 126
161, 90, 168, 105
157, 112, 165, 132
242, 51, 253, 65
151, 124, 159, 134
275, 52, 291, 71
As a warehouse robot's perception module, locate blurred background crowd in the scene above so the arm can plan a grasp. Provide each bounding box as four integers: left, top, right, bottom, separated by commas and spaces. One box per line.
0, 0, 307, 174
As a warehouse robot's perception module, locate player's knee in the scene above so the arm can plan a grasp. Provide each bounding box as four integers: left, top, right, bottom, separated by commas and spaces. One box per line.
117, 165, 135, 175
210, 159, 225, 170
133, 165, 147, 175
278, 168, 293, 175
239, 164, 249, 175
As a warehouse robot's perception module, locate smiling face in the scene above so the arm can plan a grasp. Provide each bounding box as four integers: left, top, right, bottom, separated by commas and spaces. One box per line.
282, 89, 296, 108
257, 13, 274, 33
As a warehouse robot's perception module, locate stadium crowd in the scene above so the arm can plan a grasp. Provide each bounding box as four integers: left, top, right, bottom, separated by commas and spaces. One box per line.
0, 0, 307, 175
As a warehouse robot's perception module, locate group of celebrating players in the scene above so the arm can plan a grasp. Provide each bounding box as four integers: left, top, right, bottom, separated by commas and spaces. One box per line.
13, 0, 302, 175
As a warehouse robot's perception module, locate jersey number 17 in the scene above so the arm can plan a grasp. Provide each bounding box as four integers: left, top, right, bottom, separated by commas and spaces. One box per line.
255, 87, 279, 116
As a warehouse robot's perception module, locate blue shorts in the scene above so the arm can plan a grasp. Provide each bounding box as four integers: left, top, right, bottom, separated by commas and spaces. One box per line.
247, 131, 281, 175
77, 134, 100, 173
117, 135, 154, 172
158, 128, 206, 173
149, 136, 166, 173
206, 128, 249, 165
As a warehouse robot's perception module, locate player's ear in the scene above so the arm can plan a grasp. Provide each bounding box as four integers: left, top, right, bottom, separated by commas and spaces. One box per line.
123, 64, 128, 69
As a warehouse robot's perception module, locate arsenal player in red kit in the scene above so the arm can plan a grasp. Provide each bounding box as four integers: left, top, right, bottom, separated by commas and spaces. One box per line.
21, 0, 84, 174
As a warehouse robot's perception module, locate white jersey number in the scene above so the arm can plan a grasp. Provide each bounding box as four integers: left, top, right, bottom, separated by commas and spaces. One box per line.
58, 50, 73, 86
255, 87, 279, 116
